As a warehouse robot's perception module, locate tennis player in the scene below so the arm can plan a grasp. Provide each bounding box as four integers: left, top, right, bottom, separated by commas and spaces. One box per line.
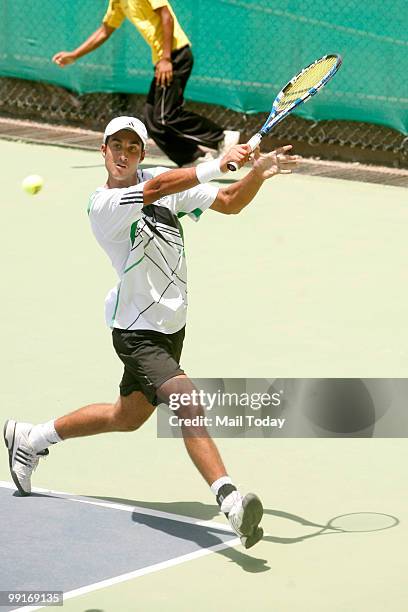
4, 116, 299, 549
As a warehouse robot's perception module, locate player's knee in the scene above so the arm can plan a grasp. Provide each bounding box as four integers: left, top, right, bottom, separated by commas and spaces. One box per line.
111, 403, 141, 431
116, 409, 141, 431
120, 419, 141, 432
112, 394, 155, 431
176, 402, 205, 421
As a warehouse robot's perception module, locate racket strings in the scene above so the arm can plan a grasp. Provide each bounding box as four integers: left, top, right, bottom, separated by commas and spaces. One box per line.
277, 57, 338, 111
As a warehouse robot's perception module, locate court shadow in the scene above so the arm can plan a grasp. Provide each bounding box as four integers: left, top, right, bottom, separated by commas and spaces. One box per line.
133, 509, 269, 573
90, 495, 269, 573
91, 496, 220, 520
70, 163, 237, 184
71, 163, 105, 169
12, 491, 59, 500
91, 496, 400, 548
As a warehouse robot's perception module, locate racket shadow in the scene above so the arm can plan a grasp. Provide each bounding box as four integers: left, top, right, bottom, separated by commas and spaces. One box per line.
263, 509, 400, 544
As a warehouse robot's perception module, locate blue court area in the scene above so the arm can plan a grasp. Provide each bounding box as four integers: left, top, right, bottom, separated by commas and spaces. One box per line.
0, 483, 237, 611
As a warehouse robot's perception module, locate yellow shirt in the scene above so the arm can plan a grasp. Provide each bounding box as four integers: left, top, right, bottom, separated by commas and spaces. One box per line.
103, 0, 190, 64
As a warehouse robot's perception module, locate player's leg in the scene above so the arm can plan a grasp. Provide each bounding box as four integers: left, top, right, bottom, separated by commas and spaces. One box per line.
53, 391, 155, 439
157, 374, 264, 549
112, 327, 263, 547
3, 392, 155, 496
158, 375, 226, 485
3, 327, 169, 496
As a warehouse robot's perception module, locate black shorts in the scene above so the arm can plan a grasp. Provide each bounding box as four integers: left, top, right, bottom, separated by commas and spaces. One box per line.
112, 327, 185, 405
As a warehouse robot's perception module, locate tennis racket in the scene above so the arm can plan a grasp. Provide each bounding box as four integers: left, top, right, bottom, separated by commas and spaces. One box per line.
228, 53, 342, 171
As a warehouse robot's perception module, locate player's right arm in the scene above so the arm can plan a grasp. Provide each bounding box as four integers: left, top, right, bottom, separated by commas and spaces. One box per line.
141, 146, 251, 205
52, 23, 115, 66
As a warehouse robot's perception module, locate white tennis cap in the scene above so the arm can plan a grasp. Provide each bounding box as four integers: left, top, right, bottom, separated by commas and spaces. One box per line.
103, 116, 148, 148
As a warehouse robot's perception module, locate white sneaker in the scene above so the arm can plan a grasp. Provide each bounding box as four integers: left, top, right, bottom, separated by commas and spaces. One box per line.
223, 491, 264, 549
218, 130, 240, 157
3, 419, 49, 496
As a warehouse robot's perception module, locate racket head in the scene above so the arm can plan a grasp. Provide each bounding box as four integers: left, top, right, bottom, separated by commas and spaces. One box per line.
260, 53, 342, 136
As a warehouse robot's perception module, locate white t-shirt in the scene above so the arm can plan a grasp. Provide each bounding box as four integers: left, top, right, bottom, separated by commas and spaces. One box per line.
88, 167, 219, 333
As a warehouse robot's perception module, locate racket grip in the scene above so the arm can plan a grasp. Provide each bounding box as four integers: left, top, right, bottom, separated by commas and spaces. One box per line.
227, 133, 263, 172
227, 161, 239, 171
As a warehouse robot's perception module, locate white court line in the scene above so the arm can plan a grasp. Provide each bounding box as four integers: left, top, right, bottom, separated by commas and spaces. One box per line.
14, 542, 240, 612
0, 481, 241, 612
0, 480, 233, 532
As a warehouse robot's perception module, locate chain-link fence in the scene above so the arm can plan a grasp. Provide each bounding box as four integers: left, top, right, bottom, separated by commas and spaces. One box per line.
1, 0, 407, 166
1, 77, 406, 167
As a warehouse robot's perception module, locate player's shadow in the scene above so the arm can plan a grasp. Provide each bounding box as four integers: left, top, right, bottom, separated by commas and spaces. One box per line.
92, 496, 400, 563
12, 491, 58, 500
95, 497, 219, 520
92, 496, 269, 573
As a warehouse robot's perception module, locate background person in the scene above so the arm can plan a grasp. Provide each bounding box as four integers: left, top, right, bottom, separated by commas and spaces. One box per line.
52, 0, 240, 166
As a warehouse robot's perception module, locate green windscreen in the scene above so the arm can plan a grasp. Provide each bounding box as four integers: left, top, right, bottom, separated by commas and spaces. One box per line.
1, 0, 407, 134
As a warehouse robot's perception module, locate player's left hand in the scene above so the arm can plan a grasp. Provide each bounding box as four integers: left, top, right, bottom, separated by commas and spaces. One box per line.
252, 145, 301, 179
155, 59, 173, 87
220, 144, 252, 172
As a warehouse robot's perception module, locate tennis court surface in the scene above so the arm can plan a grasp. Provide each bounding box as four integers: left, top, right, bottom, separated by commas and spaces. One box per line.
1, 138, 407, 611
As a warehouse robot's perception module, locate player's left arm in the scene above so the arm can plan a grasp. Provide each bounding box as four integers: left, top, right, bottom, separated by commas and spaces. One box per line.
153, 3, 174, 87
211, 146, 300, 215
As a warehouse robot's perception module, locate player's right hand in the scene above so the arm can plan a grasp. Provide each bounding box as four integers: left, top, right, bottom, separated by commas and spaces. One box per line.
220, 144, 251, 173
52, 52, 76, 67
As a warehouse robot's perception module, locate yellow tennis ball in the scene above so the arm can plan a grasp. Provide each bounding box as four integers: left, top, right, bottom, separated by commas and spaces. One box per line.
22, 174, 44, 195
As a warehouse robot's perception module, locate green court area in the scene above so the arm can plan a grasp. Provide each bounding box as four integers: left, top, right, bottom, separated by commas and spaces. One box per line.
1, 139, 407, 612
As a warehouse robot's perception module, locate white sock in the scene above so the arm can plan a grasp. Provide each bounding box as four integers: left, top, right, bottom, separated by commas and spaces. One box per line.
28, 420, 62, 453
210, 476, 233, 496
210, 476, 243, 516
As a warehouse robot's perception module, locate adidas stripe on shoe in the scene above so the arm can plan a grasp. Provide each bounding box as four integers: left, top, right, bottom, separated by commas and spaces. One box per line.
3, 419, 49, 496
